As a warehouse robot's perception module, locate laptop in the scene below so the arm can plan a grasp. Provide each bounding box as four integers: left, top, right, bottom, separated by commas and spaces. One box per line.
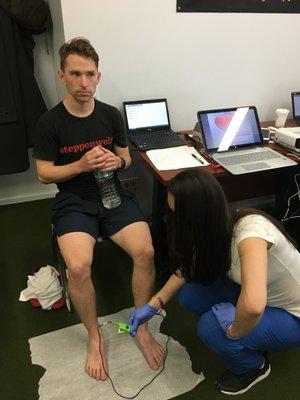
291, 92, 300, 125
123, 98, 184, 151
197, 106, 297, 175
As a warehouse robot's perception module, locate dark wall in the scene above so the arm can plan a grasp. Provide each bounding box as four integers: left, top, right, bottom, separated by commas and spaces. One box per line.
177, 0, 300, 13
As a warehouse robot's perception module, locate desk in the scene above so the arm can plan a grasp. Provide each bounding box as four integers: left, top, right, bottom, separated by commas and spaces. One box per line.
137, 120, 299, 260
139, 120, 298, 200
139, 140, 295, 201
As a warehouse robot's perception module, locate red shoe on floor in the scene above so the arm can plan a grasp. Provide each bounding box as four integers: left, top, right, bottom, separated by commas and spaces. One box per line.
52, 297, 66, 309
29, 298, 41, 308
28, 296, 66, 309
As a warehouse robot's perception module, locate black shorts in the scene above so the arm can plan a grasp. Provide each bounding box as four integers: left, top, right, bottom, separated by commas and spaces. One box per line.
52, 191, 146, 240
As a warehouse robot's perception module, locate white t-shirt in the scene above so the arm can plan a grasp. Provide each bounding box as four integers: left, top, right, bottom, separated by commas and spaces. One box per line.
228, 214, 300, 318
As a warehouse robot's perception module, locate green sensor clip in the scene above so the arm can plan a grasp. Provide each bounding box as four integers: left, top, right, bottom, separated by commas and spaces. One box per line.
112, 321, 131, 334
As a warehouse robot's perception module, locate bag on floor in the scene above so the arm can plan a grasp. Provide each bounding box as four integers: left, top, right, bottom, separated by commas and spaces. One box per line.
19, 265, 65, 310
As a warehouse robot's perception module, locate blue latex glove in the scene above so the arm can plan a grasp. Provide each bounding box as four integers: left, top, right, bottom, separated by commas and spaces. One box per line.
212, 302, 236, 334
128, 304, 157, 337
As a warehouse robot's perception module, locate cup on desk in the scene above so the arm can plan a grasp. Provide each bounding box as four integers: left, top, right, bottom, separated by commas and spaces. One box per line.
275, 108, 289, 128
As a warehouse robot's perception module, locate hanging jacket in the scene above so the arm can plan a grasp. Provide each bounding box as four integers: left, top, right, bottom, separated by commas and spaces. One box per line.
0, 1, 52, 174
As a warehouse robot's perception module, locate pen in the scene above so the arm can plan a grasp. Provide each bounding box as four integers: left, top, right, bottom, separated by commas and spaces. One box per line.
191, 153, 204, 165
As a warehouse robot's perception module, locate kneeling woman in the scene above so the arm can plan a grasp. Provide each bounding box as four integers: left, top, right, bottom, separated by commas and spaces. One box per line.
129, 169, 300, 395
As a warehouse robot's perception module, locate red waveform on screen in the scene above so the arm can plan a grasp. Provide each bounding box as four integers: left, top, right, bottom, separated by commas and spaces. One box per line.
214, 115, 232, 131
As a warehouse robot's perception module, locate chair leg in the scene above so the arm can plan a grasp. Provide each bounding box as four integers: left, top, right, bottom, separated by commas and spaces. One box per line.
51, 224, 72, 312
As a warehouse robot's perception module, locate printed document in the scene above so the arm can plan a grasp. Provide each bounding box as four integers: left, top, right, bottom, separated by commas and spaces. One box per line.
146, 146, 209, 170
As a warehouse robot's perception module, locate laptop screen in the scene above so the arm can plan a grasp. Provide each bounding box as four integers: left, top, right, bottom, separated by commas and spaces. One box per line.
197, 106, 262, 153
292, 92, 300, 119
123, 99, 170, 133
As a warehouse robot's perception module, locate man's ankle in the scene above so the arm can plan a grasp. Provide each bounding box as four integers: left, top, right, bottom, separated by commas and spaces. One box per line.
136, 323, 149, 335
88, 326, 102, 341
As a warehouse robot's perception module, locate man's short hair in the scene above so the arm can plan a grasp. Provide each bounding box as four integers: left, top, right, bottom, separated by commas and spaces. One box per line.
59, 37, 99, 70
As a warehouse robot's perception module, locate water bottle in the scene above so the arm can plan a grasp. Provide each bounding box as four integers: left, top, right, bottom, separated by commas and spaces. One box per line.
93, 170, 121, 209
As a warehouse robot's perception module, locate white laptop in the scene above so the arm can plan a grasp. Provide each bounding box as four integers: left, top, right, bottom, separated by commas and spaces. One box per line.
197, 106, 297, 175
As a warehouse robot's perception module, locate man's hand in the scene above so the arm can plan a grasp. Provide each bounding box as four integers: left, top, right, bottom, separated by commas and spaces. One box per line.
77, 145, 121, 173
212, 302, 236, 333
128, 304, 157, 337
97, 146, 122, 172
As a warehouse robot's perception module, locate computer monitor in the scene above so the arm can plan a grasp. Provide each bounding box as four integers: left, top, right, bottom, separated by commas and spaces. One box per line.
123, 99, 171, 133
291, 92, 300, 124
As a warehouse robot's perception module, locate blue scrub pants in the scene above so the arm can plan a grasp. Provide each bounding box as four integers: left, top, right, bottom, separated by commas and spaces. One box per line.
178, 279, 300, 374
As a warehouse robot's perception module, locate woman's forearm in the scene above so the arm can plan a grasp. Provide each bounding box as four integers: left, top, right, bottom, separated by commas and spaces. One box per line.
148, 270, 185, 309
230, 237, 268, 338
229, 294, 264, 338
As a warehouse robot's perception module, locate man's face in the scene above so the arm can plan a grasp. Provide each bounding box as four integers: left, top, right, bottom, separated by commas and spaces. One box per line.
58, 54, 100, 103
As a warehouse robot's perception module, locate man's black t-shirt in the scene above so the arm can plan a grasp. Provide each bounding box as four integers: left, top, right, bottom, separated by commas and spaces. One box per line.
33, 100, 127, 199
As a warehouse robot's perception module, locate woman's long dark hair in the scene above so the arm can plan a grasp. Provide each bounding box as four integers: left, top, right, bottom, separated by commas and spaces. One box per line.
168, 169, 233, 285
167, 169, 297, 285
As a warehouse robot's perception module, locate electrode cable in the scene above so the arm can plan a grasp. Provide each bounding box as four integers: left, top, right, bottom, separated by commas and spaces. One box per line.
97, 313, 170, 399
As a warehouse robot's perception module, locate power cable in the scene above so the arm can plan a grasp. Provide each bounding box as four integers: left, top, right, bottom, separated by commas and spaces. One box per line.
281, 173, 300, 222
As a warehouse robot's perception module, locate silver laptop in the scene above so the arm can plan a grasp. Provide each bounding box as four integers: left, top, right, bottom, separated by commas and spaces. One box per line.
197, 106, 297, 175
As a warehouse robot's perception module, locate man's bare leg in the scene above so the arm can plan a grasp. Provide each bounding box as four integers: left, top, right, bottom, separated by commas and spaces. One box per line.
110, 222, 165, 369
58, 232, 108, 380
132, 259, 165, 369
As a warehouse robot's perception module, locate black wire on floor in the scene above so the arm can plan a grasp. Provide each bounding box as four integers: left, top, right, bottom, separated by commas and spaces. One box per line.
98, 314, 169, 399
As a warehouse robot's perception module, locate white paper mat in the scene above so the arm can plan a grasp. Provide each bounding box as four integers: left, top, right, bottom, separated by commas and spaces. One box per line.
29, 308, 204, 400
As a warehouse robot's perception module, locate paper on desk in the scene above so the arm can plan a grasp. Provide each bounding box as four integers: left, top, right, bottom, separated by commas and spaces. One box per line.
146, 146, 209, 170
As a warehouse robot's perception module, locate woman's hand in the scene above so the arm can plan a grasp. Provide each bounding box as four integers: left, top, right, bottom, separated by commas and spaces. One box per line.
128, 304, 157, 337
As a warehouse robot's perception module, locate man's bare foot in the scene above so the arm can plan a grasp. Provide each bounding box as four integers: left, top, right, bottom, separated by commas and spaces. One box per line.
135, 325, 165, 369
85, 327, 108, 381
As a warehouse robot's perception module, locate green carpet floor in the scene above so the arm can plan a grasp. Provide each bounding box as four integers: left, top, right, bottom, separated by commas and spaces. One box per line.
0, 199, 299, 400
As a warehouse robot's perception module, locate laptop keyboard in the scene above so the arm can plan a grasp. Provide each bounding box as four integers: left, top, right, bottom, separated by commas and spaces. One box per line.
218, 151, 281, 166
133, 130, 183, 150
136, 131, 179, 144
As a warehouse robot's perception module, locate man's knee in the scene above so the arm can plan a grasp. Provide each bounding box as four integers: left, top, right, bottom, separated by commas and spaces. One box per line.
133, 243, 154, 267
67, 258, 92, 283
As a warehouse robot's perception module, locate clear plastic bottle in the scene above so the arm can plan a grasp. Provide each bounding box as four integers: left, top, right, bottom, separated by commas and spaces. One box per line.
93, 170, 121, 209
